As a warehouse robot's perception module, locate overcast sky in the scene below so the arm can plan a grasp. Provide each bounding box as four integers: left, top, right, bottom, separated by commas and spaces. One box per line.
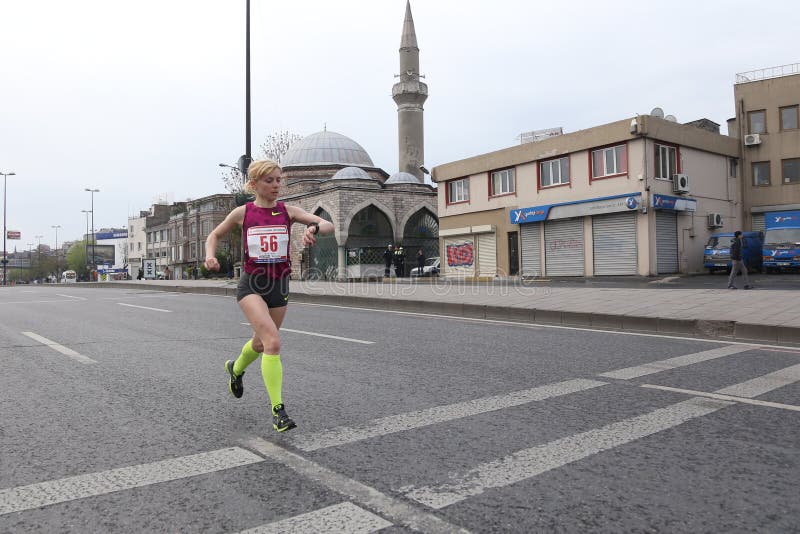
1, 0, 795, 251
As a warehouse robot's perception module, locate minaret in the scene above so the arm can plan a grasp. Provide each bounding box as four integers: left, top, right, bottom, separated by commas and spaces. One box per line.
392, 0, 428, 182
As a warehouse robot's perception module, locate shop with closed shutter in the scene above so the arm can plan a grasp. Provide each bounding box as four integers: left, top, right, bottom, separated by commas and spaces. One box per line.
651, 193, 697, 275
512, 193, 642, 277
592, 212, 637, 275
440, 225, 496, 278
519, 222, 542, 277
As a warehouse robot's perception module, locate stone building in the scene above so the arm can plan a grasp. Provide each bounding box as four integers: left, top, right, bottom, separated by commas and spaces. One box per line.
278, 1, 438, 280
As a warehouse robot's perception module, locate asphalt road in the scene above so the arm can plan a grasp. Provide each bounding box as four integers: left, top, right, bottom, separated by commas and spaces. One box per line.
1, 286, 798, 533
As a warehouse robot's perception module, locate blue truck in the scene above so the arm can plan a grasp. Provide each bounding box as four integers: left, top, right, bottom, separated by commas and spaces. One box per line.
762, 210, 800, 272
704, 231, 763, 273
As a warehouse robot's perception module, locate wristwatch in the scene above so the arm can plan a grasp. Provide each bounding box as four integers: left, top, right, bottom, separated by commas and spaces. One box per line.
308, 221, 320, 235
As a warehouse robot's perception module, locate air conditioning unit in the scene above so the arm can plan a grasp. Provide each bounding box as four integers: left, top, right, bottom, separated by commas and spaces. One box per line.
744, 133, 761, 146
707, 213, 723, 228
672, 173, 690, 193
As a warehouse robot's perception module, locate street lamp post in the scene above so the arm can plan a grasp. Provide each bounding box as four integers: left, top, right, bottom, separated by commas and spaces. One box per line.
52, 225, 61, 281
81, 209, 91, 273
85, 188, 99, 280
1, 171, 16, 286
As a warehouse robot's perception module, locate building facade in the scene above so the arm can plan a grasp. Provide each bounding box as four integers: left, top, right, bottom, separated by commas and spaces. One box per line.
432, 116, 740, 278
728, 64, 800, 231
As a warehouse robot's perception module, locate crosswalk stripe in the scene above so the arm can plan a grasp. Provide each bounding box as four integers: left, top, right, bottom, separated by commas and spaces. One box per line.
403, 397, 732, 509
288, 378, 607, 452
117, 302, 172, 312
598, 345, 753, 380
714, 363, 800, 398
0, 447, 263, 516
237, 502, 392, 534
21, 331, 97, 364
245, 438, 469, 534
640, 384, 800, 412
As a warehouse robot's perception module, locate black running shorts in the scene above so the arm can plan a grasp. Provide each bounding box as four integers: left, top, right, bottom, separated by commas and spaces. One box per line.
236, 272, 290, 308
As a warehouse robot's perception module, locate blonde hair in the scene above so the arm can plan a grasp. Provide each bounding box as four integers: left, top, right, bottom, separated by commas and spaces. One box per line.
245, 159, 282, 194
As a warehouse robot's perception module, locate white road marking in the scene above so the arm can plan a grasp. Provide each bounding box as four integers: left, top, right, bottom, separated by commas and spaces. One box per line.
56, 294, 87, 300
237, 502, 392, 534
598, 345, 754, 380
245, 438, 469, 534
240, 323, 373, 344
21, 331, 97, 364
640, 384, 800, 412
295, 302, 800, 351
117, 302, 172, 313
403, 397, 732, 509
0, 447, 263, 515
714, 363, 800, 398
289, 378, 607, 452
0, 299, 85, 305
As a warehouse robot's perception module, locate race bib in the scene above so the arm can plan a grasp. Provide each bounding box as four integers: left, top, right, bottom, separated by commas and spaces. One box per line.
247, 225, 289, 263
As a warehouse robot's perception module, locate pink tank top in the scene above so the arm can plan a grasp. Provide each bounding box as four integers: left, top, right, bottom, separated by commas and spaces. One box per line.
243, 201, 292, 278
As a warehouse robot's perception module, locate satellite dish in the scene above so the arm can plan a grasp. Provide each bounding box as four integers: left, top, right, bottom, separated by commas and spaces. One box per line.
650, 107, 664, 118
665, 114, 677, 123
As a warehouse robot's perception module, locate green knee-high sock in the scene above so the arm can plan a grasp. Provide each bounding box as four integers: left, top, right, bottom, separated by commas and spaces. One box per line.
261, 354, 283, 408
232, 340, 260, 376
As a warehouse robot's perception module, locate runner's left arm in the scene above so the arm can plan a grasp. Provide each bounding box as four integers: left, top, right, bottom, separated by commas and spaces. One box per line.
287, 205, 334, 246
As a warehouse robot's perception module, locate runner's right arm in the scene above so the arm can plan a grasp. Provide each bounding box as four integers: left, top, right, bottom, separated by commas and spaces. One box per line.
205, 206, 246, 271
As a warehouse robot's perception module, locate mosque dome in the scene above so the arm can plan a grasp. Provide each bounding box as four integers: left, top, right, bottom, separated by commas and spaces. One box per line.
282, 131, 375, 168
331, 167, 375, 180
385, 171, 420, 184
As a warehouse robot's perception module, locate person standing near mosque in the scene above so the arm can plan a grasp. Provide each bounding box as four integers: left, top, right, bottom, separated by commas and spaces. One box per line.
204, 159, 334, 432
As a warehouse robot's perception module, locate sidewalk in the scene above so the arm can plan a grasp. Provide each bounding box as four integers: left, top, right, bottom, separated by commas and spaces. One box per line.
88, 278, 800, 345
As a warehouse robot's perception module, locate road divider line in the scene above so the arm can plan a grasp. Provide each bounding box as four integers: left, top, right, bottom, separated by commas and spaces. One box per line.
56, 294, 87, 300
117, 302, 172, 313
237, 502, 392, 534
240, 323, 374, 344
640, 384, 800, 412
402, 397, 732, 509
245, 438, 469, 534
598, 345, 753, 380
21, 332, 97, 364
295, 302, 800, 351
288, 379, 607, 452
713, 362, 800, 398
0, 447, 263, 516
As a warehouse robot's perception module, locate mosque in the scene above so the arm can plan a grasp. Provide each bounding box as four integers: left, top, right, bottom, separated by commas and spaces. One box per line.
280, 1, 438, 280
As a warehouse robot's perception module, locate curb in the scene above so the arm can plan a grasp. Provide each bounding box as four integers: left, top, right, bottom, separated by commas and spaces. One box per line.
84, 282, 800, 345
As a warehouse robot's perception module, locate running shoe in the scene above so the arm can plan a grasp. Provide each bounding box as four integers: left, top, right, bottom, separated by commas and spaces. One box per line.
272, 403, 297, 432
225, 360, 244, 398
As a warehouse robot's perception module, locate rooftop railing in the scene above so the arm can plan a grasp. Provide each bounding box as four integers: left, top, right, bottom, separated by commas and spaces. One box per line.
735, 63, 800, 84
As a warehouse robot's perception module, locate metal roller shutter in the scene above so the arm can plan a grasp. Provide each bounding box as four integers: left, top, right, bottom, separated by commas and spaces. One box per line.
656, 211, 678, 274
593, 213, 637, 275
477, 233, 496, 277
520, 223, 542, 277
443, 236, 475, 278
751, 213, 765, 233
545, 218, 584, 276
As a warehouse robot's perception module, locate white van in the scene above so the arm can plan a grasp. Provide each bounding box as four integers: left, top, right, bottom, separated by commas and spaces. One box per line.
61, 270, 77, 283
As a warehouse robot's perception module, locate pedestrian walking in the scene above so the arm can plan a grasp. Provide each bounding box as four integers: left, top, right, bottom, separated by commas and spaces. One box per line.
204, 159, 333, 432
416, 248, 425, 276
727, 230, 753, 290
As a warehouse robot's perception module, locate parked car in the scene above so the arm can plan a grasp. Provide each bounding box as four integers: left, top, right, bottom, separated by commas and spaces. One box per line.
703, 232, 763, 273
410, 257, 440, 277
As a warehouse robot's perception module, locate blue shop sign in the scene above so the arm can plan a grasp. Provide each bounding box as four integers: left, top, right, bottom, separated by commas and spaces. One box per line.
765, 211, 800, 229
511, 192, 641, 225
651, 194, 696, 212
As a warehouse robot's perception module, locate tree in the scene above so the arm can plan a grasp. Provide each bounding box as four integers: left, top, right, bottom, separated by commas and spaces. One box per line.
66, 241, 90, 280
220, 130, 301, 194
